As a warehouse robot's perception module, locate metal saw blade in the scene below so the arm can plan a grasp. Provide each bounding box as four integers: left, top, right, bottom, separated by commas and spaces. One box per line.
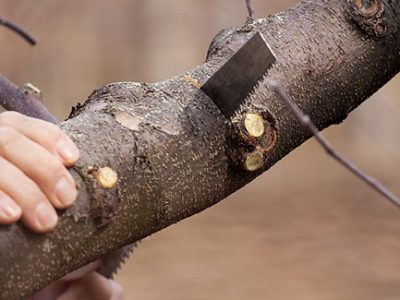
98, 242, 138, 279
201, 32, 276, 118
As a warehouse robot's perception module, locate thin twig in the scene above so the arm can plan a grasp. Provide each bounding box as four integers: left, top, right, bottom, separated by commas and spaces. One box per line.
268, 80, 400, 208
0, 16, 37, 46
245, 0, 255, 22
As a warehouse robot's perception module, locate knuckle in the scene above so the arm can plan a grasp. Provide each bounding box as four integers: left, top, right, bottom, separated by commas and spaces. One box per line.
44, 159, 66, 179
28, 191, 44, 205
39, 120, 60, 134
37, 121, 64, 143
54, 129, 68, 142
0, 111, 21, 125
111, 282, 124, 298
19, 182, 45, 206
0, 126, 18, 151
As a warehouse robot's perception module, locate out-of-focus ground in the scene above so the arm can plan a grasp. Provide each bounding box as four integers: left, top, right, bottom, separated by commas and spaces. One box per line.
1, 1, 400, 299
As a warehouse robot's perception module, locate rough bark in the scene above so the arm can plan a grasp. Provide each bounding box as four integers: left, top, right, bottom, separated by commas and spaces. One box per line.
1, 0, 400, 298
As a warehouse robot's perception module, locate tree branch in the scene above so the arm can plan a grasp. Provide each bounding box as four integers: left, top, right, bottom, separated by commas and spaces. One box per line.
269, 80, 400, 207
0, 0, 399, 298
245, 0, 255, 21
0, 16, 37, 46
0, 76, 58, 124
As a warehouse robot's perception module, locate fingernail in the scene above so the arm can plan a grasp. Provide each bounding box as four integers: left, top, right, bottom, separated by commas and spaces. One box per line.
35, 202, 58, 231
55, 177, 77, 207
0, 197, 21, 219
57, 138, 79, 163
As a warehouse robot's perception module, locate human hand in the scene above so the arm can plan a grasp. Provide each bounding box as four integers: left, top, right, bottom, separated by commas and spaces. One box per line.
31, 261, 124, 300
0, 111, 79, 233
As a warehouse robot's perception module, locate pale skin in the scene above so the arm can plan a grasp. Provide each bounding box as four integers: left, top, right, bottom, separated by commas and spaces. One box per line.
0, 111, 123, 299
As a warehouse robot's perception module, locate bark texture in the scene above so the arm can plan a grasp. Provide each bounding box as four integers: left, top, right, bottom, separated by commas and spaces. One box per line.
1, 0, 400, 298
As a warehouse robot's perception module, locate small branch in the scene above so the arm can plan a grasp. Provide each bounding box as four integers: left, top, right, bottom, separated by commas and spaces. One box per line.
245, 0, 255, 22
0, 75, 58, 124
268, 80, 400, 208
0, 15, 37, 46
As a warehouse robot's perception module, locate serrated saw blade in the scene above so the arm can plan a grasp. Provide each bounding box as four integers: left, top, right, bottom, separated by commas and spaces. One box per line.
201, 32, 276, 118
98, 242, 138, 279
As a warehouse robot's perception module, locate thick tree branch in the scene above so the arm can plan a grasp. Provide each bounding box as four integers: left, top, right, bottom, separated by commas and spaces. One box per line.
1, 0, 400, 298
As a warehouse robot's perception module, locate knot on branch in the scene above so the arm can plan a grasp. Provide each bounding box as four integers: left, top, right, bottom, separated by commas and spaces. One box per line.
345, 0, 388, 38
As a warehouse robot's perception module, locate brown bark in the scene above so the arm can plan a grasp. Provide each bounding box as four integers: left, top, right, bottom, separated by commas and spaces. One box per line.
1, 0, 400, 298
0, 76, 58, 124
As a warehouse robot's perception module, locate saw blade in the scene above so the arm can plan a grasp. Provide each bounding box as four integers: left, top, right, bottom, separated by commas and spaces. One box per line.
98, 242, 139, 279
201, 32, 276, 118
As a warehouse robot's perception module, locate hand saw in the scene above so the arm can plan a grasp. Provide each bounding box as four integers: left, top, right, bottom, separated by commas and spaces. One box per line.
100, 33, 277, 278
201, 32, 276, 118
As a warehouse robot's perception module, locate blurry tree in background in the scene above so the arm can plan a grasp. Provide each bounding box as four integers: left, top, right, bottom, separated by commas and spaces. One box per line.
0, 1, 400, 299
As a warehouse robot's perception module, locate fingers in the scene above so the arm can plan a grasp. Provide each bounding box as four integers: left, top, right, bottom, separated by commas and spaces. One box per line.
59, 273, 124, 300
0, 126, 77, 207
62, 261, 102, 281
0, 111, 79, 166
0, 190, 21, 224
0, 111, 80, 233
0, 156, 58, 232
31, 261, 103, 300
29, 280, 68, 300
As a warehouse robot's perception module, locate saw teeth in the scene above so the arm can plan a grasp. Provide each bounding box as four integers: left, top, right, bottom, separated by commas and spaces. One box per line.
98, 242, 139, 278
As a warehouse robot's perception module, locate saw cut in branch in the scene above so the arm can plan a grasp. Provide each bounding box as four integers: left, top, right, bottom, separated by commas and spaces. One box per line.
0, 0, 399, 298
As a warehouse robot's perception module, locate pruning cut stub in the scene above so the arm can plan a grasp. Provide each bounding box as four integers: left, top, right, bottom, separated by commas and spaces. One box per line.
345, 0, 388, 38
353, 0, 381, 17
226, 109, 278, 172
200, 31, 277, 172
96, 167, 118, 189
243, 151, 264, 171
243, 113, 265, 138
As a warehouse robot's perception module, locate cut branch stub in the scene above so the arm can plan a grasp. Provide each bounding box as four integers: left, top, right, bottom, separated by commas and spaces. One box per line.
345, 0, 388, 38
354, 0, 381, 17
82, 165, 122, 228
244, 113, 265, 138
95, 167, 119, 189
227, 109, 278, 172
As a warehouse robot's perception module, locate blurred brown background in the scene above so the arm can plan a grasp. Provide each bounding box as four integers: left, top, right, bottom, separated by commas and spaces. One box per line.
1, 1, 400, 299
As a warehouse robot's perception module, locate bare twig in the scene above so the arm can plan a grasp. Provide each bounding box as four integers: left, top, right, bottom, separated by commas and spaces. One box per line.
268, 80, 400, 208
245, 0, 255, 22
0, 15, 37, 46
0, 75, 58, 124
